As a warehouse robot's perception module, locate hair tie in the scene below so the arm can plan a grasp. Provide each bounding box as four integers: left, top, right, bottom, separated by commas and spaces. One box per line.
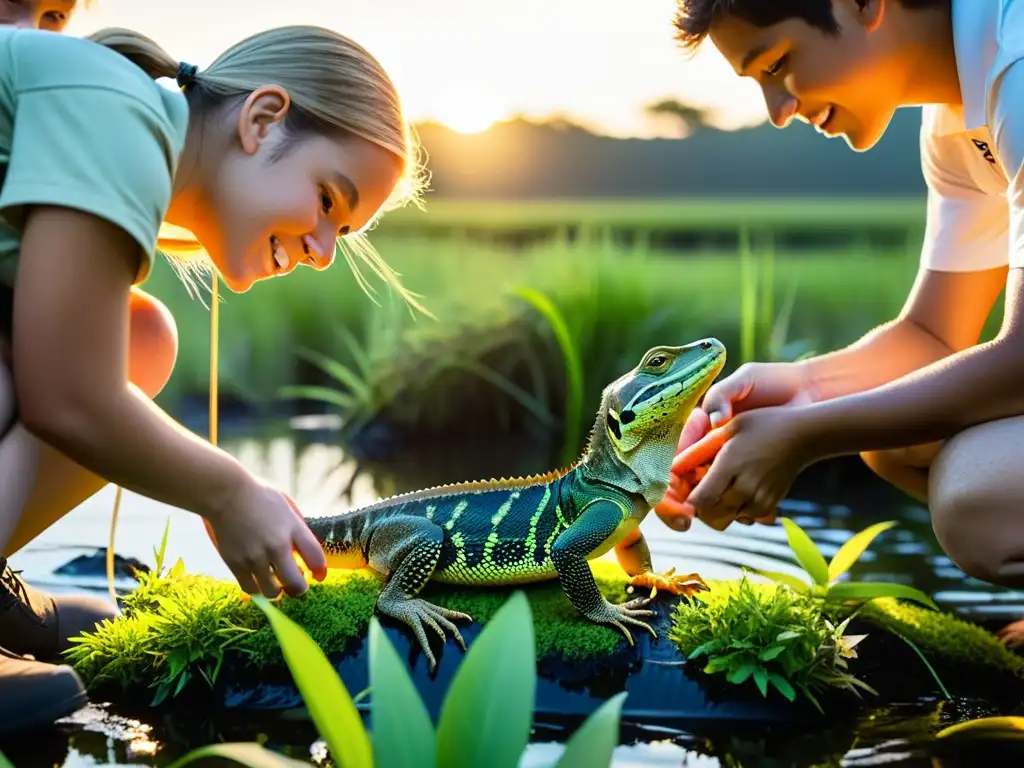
175, 61, 199, 89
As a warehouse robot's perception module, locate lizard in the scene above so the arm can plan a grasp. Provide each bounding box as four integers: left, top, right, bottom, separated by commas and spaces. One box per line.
304, 338, 727, 670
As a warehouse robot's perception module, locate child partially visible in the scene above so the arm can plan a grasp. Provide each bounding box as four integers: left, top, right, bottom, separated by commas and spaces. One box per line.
0, 0, 77, 31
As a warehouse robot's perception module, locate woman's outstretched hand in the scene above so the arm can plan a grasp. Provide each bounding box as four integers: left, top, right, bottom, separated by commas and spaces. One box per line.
204, 478, 328, 598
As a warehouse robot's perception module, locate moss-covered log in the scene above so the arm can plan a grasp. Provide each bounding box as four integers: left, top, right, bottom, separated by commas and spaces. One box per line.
64, 560, 1024, 723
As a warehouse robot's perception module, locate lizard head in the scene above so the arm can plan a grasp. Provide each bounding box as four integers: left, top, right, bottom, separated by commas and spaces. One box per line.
597, 338, 726, 501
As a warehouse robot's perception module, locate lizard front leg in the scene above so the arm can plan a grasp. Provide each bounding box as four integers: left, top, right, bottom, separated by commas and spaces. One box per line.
615, 527, 709, 600
551, 500, 657, 645
368, 515, 472, 672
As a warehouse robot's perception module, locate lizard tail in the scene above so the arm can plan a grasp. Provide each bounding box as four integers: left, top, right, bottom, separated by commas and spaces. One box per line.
306, 513, 370, 569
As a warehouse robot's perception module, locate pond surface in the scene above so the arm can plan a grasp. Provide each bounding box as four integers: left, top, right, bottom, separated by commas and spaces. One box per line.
5, 416, 1024, 767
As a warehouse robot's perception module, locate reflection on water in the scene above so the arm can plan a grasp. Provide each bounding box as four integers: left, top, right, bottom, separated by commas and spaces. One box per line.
7, 423, 1024, 767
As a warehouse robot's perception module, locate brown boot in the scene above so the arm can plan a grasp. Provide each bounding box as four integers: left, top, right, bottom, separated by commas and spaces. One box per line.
0, 645, 87, 734
0, 557, 118, 663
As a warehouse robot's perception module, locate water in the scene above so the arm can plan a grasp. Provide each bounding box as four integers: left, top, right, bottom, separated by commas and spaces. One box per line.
5, 419, 1024, 767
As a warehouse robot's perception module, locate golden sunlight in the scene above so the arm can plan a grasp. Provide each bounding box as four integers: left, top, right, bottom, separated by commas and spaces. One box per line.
433, 86, 505, 134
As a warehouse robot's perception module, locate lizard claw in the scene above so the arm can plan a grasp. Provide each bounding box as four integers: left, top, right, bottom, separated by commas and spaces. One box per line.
377, 597, 473, 672
588, 598, 658, 646
626, 567, 710, 600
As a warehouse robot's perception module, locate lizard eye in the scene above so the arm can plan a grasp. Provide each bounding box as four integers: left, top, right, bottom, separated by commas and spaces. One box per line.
648, 355, 667, 368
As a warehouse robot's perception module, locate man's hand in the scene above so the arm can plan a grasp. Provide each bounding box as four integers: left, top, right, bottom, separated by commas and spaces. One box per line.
656, 361, 817, 531
678, 407, 817, 531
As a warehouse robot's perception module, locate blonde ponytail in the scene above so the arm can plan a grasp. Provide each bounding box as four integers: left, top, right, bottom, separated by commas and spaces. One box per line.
85, 28, 180, 83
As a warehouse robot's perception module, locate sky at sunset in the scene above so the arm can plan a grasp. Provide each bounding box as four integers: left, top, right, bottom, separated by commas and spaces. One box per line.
68, 0, 771, 137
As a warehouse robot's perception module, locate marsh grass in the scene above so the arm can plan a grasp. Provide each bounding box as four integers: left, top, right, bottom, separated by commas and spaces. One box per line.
146, 221, 954, 450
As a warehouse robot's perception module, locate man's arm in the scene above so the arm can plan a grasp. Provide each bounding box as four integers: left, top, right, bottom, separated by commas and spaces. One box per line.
798, 264, 1007, 402
792, 65, 1024, 455
792, 105, 1011, 404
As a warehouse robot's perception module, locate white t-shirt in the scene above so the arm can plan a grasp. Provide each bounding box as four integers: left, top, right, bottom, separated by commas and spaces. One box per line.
920, 0, 1024, 271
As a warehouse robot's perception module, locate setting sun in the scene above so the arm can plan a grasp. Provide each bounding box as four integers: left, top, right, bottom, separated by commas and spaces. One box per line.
433, 86, 506, 134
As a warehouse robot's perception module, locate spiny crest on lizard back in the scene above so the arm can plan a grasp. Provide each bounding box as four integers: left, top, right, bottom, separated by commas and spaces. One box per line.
351, 467, 576, 514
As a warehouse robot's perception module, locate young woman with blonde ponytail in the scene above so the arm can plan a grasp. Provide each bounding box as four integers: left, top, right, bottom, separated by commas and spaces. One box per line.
0, 19, 424, 729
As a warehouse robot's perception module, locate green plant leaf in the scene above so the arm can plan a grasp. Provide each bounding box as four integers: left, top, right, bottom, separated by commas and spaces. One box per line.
889, 629, 951, 700
450, 359, 557, 428
166, 743, 312, 768
937, 716, 1024, 740
704, 656, 731, 674
781, 519, 830, 586
296, 347, 373, 402
514, 287, 583, 467
0, 749, 15, 768
759, 645, 784, 661
753, 667, 769, 697
751, 569, 809, 593
826, 581, 938, 611
278, 385, 355, 410
768, 673, 796, 702
727, 663, 756, 684
554, 691, 626, 768
369, 618, 436, 768
827, 521, 897, 582
336, 324, 373, 379
250, 596, 372, 768
436, 591, 537, 768
153, 516, 172, 575
687, 640, 720, 659
169, 557, 186, 580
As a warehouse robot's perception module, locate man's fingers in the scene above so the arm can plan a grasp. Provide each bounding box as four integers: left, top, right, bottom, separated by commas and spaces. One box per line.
678, 407, 711, 450
654, 495, 695, 531
702, 380, 742, 428
672, 427, 730, 475
688, 459, 735, 519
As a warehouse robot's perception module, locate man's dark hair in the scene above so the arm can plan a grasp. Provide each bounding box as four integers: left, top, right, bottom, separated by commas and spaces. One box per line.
673, 0, 950, 56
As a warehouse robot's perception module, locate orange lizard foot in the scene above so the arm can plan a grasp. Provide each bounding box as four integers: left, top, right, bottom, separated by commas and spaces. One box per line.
995, 618, 1024, 648
626, 567, 709, 600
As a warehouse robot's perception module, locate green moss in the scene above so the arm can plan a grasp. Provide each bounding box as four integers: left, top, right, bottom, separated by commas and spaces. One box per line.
65, 558, 639, 698
856, 598, 1024, 678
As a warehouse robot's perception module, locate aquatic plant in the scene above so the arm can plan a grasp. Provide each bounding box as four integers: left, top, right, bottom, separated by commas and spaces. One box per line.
164, 592, 624, 768
749, 519, 957, 698
755, 519, 938, 611
668, 576, 876, 712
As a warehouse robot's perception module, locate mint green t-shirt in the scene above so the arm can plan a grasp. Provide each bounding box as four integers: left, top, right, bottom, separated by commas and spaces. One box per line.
0, 27, 189, 293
